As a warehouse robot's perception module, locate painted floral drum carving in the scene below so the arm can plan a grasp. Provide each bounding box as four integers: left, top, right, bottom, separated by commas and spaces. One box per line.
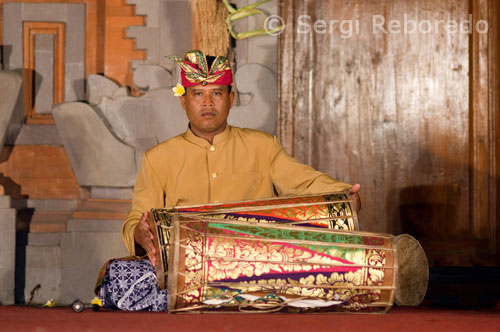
171, 217, 399, 313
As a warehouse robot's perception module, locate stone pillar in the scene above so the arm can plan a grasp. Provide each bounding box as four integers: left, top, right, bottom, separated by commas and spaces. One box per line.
0, 196, 16, 305
24, 233, 62, 304
60, 219, 128, 304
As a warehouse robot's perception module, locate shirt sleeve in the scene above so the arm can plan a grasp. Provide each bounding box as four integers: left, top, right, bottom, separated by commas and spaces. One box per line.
269, 136, 352, 196
121, 152, 165, 255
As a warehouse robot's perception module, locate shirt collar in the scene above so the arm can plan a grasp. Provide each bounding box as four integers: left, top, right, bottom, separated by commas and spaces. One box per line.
184, 124, 231, 147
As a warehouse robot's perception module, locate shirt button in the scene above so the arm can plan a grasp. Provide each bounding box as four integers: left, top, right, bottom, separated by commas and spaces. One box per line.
210, 146, 216, 152
211, 172, 218, 178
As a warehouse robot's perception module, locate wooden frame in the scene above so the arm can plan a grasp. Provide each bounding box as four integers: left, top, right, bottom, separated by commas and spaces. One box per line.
494, 2, 500, 265
23, 21, 65, 124
277, 0, 295, 156
470, 0, 499, 257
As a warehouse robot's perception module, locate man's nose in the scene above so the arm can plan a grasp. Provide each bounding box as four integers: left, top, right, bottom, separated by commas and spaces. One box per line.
202, 93, 214, 107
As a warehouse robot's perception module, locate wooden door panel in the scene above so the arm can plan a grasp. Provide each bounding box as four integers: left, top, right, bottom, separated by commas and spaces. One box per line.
278, 0, 499, 265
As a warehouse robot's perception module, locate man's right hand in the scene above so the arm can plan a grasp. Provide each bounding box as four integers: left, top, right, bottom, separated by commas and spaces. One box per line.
133, 211, 158, 267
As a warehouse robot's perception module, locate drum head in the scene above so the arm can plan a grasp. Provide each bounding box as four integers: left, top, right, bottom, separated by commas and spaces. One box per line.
393, 234, 429, 306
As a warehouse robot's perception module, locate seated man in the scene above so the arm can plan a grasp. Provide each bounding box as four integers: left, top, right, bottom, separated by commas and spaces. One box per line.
99, 50, 360, 311
123, 50, 360, 266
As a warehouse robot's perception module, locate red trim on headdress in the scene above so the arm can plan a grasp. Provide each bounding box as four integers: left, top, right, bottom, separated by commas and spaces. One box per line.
180, 61, 233, 87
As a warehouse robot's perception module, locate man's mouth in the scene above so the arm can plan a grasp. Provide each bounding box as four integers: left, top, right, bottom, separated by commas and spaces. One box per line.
201, 111, 216, 118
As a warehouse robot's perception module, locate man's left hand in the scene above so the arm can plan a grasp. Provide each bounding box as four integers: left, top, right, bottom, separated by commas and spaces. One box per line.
349, 183, 361, 213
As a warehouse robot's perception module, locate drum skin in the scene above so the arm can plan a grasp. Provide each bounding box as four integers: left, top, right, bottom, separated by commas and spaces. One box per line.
393, 234, 429, 306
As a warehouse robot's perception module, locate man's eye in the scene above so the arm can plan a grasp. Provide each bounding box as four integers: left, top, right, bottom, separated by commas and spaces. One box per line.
213, 92, 221, 96
194, 92, 202, 96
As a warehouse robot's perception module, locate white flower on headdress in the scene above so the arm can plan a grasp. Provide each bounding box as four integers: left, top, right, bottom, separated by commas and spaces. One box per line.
172, 83, 185, 97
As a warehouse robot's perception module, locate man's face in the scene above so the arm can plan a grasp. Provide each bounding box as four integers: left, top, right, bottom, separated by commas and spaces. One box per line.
180, 84, 234, 140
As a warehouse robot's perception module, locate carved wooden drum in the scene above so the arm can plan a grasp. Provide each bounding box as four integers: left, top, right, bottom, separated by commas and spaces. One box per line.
149, 191, 358, 288
160, 191, 358, 229
148, 192, 428, 313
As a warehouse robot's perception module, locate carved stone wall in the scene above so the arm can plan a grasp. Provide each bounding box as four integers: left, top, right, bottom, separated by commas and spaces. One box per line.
126, 0, 193, 70
2, 2, 86, 137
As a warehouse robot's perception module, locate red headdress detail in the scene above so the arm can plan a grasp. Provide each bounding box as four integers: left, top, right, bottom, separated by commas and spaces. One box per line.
167, 50, 233, 87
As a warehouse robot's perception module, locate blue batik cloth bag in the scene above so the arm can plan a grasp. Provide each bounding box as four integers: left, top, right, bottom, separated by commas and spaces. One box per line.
96, 257, 167, 311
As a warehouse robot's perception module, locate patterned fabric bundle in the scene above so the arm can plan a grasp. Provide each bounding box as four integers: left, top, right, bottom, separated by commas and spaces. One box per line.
96, 258, 167, 311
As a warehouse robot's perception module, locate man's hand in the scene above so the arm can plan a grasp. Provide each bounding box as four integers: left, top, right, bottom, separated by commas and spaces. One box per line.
133, 211, 158, 267
349, 183, 361, 213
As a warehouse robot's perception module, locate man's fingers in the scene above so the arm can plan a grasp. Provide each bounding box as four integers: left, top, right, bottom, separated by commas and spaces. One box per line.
143, 238, 156, 263
146, 249, 157, 267
349, 183, 361, 193
144, 232, 157, 266
140, 211, 149, 224
138, 212, 151, 234
148, 246, 157, 266
144, 240, 155, 254
140, 232, 156, 255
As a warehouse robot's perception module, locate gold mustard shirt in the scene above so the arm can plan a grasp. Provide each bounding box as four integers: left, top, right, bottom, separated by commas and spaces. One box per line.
122, 125, 352, 254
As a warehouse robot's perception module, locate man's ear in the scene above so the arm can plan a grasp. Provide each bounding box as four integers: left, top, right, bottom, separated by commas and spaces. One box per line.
228, 90, 235, 107
179, 94, 187, 110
